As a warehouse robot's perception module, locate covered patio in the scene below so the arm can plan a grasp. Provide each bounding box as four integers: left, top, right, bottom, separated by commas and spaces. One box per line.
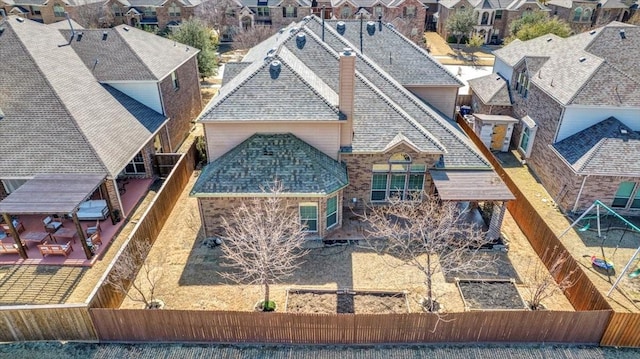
0, 174, 153, 266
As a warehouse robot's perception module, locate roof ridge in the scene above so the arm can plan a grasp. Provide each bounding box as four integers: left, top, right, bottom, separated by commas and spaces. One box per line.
577, 137, 608, 173
112, 27, 161, 80
8, 21, 109, 175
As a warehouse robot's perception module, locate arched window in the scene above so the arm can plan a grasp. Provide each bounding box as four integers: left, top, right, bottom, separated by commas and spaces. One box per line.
481, 12, 489, 25
582, 8, 591, 22
241, 16, 251, 30
53, 4, 65, 17
371, 153, 425, 201
573, 7, 582, 22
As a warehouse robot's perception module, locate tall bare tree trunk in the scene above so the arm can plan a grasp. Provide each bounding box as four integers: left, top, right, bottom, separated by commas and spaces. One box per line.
426, 253, 434, 311
264, 280, 270, 305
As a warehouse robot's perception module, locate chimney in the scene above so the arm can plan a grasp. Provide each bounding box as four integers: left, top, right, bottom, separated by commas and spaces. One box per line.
339, 48, 356, 149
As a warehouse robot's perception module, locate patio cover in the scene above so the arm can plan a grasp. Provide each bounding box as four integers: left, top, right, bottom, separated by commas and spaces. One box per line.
0, 173, 105, 214
429, 170, 515, 201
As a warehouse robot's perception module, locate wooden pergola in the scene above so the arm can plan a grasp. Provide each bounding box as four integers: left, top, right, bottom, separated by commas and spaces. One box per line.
429, 169, 515, 202
0, 173, 113, 260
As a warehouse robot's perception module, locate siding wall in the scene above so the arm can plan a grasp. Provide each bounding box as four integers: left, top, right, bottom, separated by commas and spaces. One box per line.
107, 82, 163, 114
204, 122, 342, 161
559, 106, 640, 141
406, 86, 459, 119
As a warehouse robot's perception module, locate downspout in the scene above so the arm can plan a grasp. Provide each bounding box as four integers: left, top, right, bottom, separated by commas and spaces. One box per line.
572, 175, 588, 213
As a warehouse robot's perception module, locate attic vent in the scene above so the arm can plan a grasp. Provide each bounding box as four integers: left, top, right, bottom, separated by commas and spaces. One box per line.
620, 29, 626, 39
546, 37, 552, 42
269, 60, 282, 79
579, 57, 586, 62
296, 33, 306, 49
76, 32, 83, 41
589, 30, 596, 35
366, 21, 376, 36
102, 31, 108, 41
123, 26, 129, 31
336, 21, 346, 35
621, 128, 629, 135
267, 47, 277, 56
16, 17, 24, 23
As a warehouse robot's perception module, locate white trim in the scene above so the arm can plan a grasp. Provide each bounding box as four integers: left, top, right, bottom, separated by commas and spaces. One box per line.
299, 202, 318, 233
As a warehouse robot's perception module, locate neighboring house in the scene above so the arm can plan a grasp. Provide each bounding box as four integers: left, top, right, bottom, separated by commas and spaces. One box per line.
0, 16, 201, 214
104, 0, 207, 29
546, 0, 631, 34
436, 0, 549, 44
191, 16, 513, 241
0, 0, 104, 25
469, 22, 640, 215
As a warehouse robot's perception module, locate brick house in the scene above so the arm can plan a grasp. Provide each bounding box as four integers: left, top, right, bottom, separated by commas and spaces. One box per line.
104, 0, 205, 29
0, 0, 104, 25
468, 22, 640, 215
436, 0, 549, 44
546, 0, 631, 34
0, 16, 201, 215
191, 16, 513, 241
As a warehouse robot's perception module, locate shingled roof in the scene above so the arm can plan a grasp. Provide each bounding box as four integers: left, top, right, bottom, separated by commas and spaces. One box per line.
493, 22, 640, 107
0, 17, 167, 178
191, 133, 349, 196
552, 117, 640, 176
468, 74, 512, 106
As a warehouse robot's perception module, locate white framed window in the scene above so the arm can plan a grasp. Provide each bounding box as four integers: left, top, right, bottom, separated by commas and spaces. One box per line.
171, 71, 179, 90
125, 152, 146, 174
518, 116, 537, 158
404, 6, 415, 18
112, 4, 122, 16
582, 8, 591, 22
495, 10, 503, 19
31, 6, 41, 15
2, 179, 27, 194
515, 69, 529, 98
326, 196, 338, 229
168, 3, 181, 17
573, 7, 582, 22
283, 5, 297, 18
299, 203, 318, 232
257, 7, 269, 16
341, 5, 350, 18
53, 4, 65, 17
370, 153, 425, 202
144, 7, 156, 17
374, 6, 383, 18
612, 182, 640, 209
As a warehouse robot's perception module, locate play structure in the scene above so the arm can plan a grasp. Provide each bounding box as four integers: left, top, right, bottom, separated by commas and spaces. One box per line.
559, 200, 640, 297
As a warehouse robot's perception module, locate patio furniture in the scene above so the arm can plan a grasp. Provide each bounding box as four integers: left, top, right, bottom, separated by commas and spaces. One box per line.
21, 231, 53, 246
52, 228, 77, 243
38, 241, 73, 258
76, 200, 109, 221
0, 242, 20, 255
85, 220, 102, 237
1, 220, 25, 236
43, 216, 63, 233
86, 232, 102, 247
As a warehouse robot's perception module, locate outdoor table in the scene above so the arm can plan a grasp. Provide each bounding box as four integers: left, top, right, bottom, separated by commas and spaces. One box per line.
52, 228, 77, 243
21, 231, 53, 245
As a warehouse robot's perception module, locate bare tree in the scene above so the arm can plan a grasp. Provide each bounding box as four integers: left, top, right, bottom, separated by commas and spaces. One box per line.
71, 1, 111, 29
219, 182, 309, 311
360, 194, 496, 312
106, 239, 165, 309
195, 0, 240, 40
231, 26, 278, 50
523, 246, 579, 310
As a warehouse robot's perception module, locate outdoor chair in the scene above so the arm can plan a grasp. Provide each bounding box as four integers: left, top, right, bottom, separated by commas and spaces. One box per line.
85, 220, 102, 237
43, 216, 63, 233
1, 219, 25, 236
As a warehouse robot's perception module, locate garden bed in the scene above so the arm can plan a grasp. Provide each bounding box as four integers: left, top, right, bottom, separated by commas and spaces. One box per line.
457, 279, 528, 311
285, 289, 409, 314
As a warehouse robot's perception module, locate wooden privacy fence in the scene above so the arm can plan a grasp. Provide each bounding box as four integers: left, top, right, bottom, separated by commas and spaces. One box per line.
0, 304, 96, 341
89, 308, 610, 344
87, 142, 197, 309
155, 153, 183, 178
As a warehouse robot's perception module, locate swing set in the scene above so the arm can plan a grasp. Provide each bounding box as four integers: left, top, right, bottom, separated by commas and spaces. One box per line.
559, 200, 640, 297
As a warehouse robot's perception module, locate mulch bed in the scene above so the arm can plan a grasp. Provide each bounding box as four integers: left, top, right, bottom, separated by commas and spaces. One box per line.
457, 280, 527, 310
286, 289, 409, 314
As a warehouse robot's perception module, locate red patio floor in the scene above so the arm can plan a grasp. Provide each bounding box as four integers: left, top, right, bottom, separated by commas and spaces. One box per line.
0, 178, 153, 267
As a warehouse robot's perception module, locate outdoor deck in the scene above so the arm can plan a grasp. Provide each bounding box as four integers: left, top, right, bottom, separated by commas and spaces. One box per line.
0, 178, 153, 267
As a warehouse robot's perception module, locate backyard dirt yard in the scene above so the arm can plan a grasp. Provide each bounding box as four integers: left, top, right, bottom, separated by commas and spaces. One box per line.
424, 32, 495, 67
121, 157, 573, 313
496, 151, 640, 313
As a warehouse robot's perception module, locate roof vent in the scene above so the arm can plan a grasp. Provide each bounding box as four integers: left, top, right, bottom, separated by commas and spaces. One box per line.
269, 60, 282, 79
123, 26, 129, 31
303, 15, 311, 21
387, 23, 395, 30
76, 32, 83, 41
16, 17, 24, 23
366, 21, 375, 36
620, 29, 626, 39
546, 37, 552, 42
336, 21, 346, 35
579, 57, 586, 62
102, 31, 108, 41
289, 27, 298, 34
296, 33, 306, 49
343, 47, 352, 56
621, 128, 629, 135
278, 28, 286, 34
496, 76, 501, 81
589, 30, 596, 35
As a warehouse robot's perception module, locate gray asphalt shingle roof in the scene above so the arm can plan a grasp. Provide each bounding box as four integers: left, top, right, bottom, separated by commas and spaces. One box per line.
552, 117, 640, 176
468, 74, 511, 106
494, 22, 640, 106
0, 17, 168, 178
191, 133, 348, 195
65, 25, 198, 81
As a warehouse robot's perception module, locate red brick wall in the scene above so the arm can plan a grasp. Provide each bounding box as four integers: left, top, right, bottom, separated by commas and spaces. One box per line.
159, 56, 202, 152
